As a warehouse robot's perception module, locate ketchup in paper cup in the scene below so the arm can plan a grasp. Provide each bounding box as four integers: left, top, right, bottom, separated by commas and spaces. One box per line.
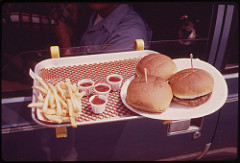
107, 74, 123, 91
89, 95, 108, 114
77, 79, 94, 96
94, 83, 111, 98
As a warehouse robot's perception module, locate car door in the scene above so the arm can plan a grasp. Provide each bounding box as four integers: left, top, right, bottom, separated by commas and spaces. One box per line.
73, 3, 237, 161
201, 4, 238, 160
2, 2, 237, 161
103, 4, 224, 161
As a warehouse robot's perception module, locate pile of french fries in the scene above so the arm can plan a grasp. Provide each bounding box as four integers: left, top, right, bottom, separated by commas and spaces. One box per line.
28, 75, 85, 128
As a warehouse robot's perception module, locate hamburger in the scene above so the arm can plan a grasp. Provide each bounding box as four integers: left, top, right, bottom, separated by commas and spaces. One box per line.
169, 68, 214, 106
136, 53, 177, 80
126, 75, 173, 113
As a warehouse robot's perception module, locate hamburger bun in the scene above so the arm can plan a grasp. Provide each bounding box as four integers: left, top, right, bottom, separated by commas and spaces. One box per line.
126, 75, 173, 113
169, 68, 214, 106
136, 53, 177, 80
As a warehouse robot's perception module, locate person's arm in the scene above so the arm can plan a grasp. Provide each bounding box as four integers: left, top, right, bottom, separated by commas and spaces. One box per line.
55, 20, 73, 48
54, 4, 78, 48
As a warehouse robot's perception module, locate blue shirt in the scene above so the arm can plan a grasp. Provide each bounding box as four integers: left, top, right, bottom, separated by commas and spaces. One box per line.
79, 4, 152, 52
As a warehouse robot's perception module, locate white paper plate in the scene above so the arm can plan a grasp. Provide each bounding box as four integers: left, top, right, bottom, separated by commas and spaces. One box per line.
120, 58, 228, 120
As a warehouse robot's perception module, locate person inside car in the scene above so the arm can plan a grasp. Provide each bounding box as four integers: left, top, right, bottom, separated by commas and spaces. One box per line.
55, 3, 152, 53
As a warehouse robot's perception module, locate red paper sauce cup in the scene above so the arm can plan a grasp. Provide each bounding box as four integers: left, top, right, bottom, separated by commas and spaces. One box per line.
94, 83, 111, 98
77, 79, 94, 96
107, 74, 123, 91
89, 94, 108, 114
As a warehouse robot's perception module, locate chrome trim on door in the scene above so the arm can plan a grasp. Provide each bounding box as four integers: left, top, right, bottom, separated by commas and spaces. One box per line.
1, 124, 45, 134
208, 5, 225, 65
1, 96, 32, 104
226, 96, 238, 103
215, 5, 235, 69
223, 73, 238, 79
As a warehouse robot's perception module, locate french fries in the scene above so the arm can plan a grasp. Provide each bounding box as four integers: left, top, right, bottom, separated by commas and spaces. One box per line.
28, 77, 86, 128
28, 102, 43, 108
34, 75, 49, 91
32, 85, 48, 95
